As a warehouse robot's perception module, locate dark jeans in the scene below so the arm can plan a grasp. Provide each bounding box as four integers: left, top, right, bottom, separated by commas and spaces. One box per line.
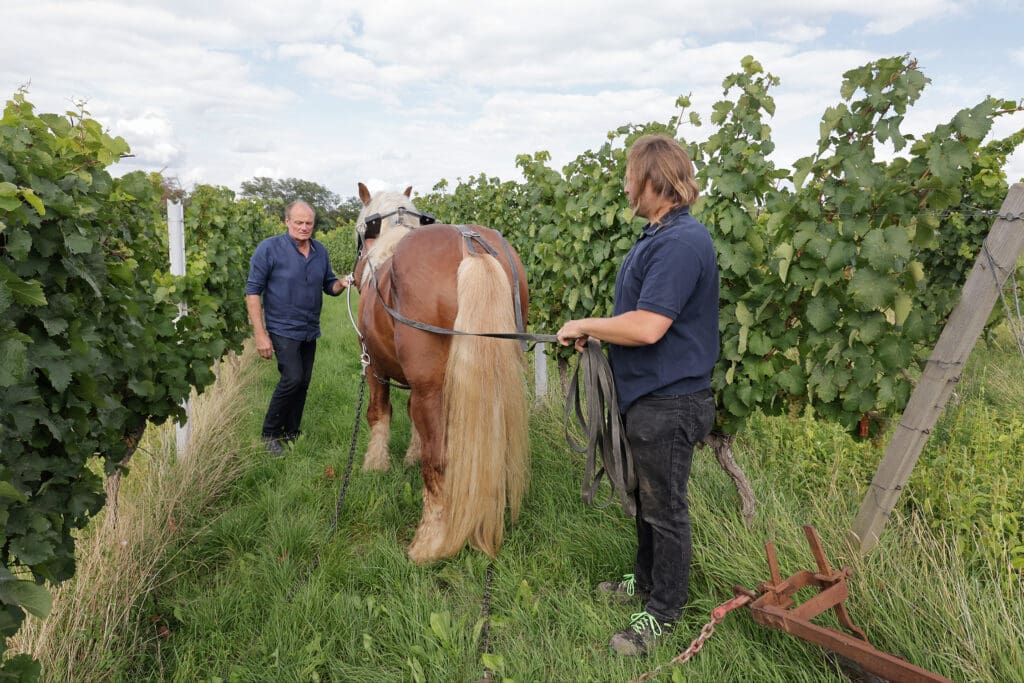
261, 334, 317, 440
625, 388, 716, 623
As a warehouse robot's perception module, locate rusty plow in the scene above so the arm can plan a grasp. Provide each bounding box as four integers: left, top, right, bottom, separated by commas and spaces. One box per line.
732, 525, 952, 683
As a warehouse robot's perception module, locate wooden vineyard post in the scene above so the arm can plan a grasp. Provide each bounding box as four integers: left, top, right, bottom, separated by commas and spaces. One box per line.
850, 183, 1024, 552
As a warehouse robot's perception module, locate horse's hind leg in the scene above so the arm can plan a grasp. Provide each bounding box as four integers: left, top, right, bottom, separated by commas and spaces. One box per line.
362, 368, 392, 472
403, 393, 422, 466
406, 387, 447, 564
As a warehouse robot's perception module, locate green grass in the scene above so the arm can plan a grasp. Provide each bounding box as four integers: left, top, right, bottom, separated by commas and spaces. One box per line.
28, 303, 1024, 682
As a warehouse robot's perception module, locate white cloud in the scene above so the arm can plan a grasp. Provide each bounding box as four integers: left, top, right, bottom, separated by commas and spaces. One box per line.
232, 138, 276, 155
1, 0, 1020, 195
251, 166, 286, 179
278, 43, 377, 82
770, 23, 828, 43
116, 110, 174, 140
115, 110, 182, 166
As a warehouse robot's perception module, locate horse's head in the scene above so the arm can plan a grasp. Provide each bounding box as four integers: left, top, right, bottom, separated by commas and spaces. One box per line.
355, 183, 436, 240
355, 183, 436, 283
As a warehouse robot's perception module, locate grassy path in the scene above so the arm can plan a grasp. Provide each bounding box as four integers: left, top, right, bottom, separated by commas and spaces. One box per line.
38, 300, 1024, 682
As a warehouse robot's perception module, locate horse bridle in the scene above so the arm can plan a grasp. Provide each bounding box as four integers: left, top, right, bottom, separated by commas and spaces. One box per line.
358, 206, 436, 240
355, 206, 437, 265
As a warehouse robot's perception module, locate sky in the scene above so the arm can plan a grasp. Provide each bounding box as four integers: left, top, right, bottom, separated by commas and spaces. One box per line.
2, 1, 1023, 203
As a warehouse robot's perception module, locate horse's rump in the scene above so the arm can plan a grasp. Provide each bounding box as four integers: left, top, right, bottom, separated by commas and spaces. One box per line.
355, 216, 530, 562
378, 224, 530, 559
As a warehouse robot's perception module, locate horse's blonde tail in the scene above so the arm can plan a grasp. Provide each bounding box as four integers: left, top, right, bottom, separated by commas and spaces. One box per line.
440, 253, 529, 558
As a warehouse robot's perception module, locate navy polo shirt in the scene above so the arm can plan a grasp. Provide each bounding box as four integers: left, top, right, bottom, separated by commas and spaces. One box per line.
609, 205, 720, 414
245, 233, 341, 342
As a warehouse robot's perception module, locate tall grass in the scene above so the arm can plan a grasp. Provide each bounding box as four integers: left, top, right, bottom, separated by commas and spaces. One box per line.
16, 301, 1024, 682
9, 352, 261, 682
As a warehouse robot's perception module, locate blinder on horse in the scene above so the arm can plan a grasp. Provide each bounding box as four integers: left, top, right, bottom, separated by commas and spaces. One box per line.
360, 206, 436, 239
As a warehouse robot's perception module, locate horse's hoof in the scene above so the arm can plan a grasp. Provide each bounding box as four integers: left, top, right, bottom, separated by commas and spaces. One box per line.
407, 525, 452, 564
362, 459, 390, 472
407, 543, 440, 565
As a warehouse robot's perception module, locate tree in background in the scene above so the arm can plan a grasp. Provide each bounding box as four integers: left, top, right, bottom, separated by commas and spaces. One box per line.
239, 177, 360, 232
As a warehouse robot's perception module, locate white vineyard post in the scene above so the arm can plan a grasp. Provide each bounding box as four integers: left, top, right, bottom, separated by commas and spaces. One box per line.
167, 199, 191, 460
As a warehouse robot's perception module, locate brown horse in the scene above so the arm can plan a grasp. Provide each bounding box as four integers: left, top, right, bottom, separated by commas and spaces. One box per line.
352, 183, 530, 564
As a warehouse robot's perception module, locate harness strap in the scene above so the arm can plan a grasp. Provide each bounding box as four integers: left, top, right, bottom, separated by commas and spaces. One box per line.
454, 225, 526, 343
360, 225, 637, 515
565, 340, 637, 516
366, 224, 540, 343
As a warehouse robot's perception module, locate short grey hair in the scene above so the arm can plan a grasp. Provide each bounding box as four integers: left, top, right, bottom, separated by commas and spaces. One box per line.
285, 200, 315, 220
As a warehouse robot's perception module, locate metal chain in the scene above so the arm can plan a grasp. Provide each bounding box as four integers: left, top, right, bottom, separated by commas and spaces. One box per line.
478, 561, 495, 681
632, 594, 752, 683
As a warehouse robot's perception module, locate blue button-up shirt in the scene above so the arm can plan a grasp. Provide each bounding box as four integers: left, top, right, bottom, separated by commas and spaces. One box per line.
245, 233, 341, 342
608, 206, 720, 414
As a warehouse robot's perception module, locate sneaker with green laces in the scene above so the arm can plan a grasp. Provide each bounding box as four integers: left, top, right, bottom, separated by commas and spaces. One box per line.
609, 610, 673, 656
595, 573, 650, 603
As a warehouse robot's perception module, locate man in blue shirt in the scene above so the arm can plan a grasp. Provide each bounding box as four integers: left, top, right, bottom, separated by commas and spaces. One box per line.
557, 134, 719, 656
246, 200, 348, 455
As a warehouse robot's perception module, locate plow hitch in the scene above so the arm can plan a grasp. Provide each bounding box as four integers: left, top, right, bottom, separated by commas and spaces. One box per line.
733, 525, 951, 683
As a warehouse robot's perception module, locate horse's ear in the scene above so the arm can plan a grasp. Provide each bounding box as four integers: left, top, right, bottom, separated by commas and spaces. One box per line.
404, 186, 413, 197
358, 182, 371, 205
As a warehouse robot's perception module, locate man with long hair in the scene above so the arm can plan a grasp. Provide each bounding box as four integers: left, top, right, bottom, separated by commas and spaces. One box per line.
557, 134, 720, 656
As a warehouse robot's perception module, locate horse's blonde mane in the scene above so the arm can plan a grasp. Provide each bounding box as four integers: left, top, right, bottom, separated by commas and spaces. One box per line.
360, 224, 414, 286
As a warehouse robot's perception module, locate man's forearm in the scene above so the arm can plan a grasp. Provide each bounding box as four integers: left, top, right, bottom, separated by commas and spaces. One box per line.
563, 310, 673, 347
246, 294, 266, 334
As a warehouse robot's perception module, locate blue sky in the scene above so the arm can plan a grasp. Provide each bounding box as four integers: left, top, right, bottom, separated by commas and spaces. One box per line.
2, 1, 1022, 200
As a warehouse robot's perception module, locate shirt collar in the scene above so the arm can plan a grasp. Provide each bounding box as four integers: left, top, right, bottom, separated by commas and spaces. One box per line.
284, 233, 317, 254
642, 205, 689, 237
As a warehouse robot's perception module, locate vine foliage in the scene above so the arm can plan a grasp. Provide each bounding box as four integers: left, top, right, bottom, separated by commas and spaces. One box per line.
0, 93, 276, 677
418, 54, 1024, 575
419, 55, 1023, 436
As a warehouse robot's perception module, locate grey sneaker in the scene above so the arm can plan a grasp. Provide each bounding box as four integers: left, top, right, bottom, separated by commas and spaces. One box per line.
263, 436, 285, 457
596, 573, 649, 603
609, 611, 673, 656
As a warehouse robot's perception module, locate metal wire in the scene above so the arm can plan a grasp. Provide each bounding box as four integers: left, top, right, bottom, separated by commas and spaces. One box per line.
982, 241, 1024, 360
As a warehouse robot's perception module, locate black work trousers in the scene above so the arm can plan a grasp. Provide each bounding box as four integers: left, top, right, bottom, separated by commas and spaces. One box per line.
625, 388, 716, 623
261, 334, 317, 440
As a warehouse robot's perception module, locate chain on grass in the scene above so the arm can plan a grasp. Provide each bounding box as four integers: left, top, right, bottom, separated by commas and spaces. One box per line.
632, 594, 752, 683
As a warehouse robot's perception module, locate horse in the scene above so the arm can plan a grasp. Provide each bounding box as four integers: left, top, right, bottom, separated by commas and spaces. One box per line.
351, 182, 530, 564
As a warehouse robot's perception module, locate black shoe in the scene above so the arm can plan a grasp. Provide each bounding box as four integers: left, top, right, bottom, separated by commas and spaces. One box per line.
596, 573, 650, 603
263, 436, 285, 457
609, 611, 673, 656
